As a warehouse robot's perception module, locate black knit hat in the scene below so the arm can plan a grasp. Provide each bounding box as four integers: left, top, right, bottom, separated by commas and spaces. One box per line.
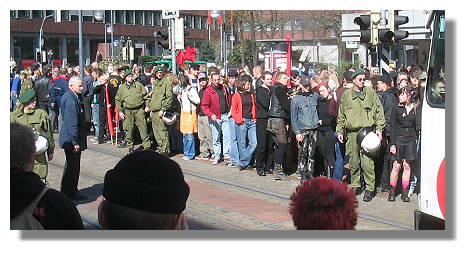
102, 150, 190, 214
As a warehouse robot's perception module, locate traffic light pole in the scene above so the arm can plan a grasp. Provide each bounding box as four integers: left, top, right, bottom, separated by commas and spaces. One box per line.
171, 18, 177, 75
79, 10, 84, 79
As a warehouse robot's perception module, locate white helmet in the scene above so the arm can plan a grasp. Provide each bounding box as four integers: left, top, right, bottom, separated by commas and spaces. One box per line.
35, 134, 49, 154
162, 111, 177, 125
356, 126, 381, 153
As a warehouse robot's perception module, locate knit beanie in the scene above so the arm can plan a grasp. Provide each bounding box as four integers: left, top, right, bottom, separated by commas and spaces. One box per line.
102, 150, 190, 214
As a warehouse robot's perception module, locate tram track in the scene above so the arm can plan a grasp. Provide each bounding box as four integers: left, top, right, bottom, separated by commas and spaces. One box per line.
50, 144, 415, 230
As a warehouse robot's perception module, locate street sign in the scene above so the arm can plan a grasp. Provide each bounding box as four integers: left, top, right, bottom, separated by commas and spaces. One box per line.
174, 18, 185, 50
163, 10, 179, 19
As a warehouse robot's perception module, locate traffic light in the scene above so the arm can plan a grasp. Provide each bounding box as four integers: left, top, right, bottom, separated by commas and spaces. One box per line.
390, 12, 409, 42
354, 15, 372, 44
155, 29, 170, 49
378, 29, 394, 44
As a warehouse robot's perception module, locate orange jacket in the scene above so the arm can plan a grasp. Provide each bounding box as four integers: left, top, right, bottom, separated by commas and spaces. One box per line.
231, 92, 256, 124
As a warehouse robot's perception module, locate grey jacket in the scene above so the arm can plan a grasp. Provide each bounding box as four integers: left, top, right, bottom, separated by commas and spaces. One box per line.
290, 91, 320, 134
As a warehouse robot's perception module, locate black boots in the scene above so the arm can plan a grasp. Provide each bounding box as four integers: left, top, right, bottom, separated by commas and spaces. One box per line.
388, 187, 396, 201
363, 190, 375, 202
273, 164, 287, 181
401, 188, 410, 202
256, 168, 266, 176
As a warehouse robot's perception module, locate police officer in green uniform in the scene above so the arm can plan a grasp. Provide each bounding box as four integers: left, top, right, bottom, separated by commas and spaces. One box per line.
336, 69, 385, 202
115, 70, 151, 153
148, 66, 173, 155
11, 90, 55, 182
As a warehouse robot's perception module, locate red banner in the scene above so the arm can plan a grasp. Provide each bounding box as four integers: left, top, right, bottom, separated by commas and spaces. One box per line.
286, 34, 292, 86
207, 10, 212, 25
104, 84, 115, 137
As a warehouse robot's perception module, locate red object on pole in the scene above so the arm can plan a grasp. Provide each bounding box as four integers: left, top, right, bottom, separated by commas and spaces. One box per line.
286, 33, 292, 87
104, 84, 115, 137
207, 10, 212, 25
229, 10, 234, 26
218, 10, 223, 25
176, 50, 185, 66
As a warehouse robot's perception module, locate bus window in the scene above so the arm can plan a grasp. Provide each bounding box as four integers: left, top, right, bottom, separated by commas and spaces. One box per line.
426, 12, 445, 108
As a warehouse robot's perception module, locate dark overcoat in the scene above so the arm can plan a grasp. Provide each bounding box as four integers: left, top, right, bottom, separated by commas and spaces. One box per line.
59, 89, 87, 152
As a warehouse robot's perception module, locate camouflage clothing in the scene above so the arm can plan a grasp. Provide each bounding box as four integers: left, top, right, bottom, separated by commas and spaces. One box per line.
297, 130, 318, 182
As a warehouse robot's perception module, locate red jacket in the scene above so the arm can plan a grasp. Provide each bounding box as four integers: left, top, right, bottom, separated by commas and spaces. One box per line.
231, 92, 256, 124
201, 84, 232, 119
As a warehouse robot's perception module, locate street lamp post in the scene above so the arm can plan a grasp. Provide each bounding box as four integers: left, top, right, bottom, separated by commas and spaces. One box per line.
39, 13, 55, 67
78, 10, 84, 78
210, 10, 227, 73
153, 31, 157, 56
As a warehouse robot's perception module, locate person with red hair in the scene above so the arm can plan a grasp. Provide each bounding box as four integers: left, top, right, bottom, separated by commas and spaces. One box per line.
289, 177, 358, 230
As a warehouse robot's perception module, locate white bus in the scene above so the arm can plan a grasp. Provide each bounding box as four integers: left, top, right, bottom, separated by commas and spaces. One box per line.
414, 10, 446, 230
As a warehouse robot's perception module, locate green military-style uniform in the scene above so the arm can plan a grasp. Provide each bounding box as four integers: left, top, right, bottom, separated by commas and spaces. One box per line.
148, 75, 174, 154
19, 78, 34, 96
115, 78, 151, 150
11, 104, 54, 180
336, 86, 385, 192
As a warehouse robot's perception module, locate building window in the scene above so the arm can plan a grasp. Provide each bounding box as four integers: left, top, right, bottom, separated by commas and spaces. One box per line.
194, 16, 201, 29
32, 10, 43, 19
184, 15, 194, 29
284, 21, 292, 31
135, 11, 143, 25
105, 10, 111, 23
61, 10, 70, 21
294, 20, 302, 31
162, 17, 169, 27
83, 16, 93, 22
144, 11, 152, 26
202, 16, 207, 29
46, 10, 54, 19
18, 10, 31, 19
71, 14, 79, 22
154, 11, 162, 26
10, 10, 16, 18
115, 10, 124, 24
125, 11, 134, 25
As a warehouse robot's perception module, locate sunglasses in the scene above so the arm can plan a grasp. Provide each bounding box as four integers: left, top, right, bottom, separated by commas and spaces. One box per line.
358, 78, 365, 81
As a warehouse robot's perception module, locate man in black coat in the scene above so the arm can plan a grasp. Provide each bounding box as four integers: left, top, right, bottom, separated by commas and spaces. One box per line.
375, 74, 398, 193
254, 71, 274, 176
59, 76, 88, 200
33, 67, 52, 113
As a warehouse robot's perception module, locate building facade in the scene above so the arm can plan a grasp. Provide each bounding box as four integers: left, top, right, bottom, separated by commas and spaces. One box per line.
10, 10, 220, 67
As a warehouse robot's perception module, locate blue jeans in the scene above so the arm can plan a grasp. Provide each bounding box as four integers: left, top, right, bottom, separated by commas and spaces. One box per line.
238, 119, 257, 167
183, 134, 196, 159
333, 132, 346, 182
209, 113, 231, 160
92, 104, 100, 138
229, 118, 240, 165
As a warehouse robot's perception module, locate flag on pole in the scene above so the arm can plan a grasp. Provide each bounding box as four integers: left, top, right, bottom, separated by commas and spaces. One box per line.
218, 10, 223, 25
104, 83, 115, 138
229, 10, 234, 26
207, 10, 212, 25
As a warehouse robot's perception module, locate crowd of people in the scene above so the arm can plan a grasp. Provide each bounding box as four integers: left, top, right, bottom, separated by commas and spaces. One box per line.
10, 61, 427, 202
10, 59, 429, 230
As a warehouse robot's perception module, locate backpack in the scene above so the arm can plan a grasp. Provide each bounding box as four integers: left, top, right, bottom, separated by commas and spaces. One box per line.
10, 186, 49, 230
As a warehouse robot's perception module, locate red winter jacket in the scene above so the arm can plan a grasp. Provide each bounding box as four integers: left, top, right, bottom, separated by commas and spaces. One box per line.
201, 84, 232, 119
231, 92, 256, 124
